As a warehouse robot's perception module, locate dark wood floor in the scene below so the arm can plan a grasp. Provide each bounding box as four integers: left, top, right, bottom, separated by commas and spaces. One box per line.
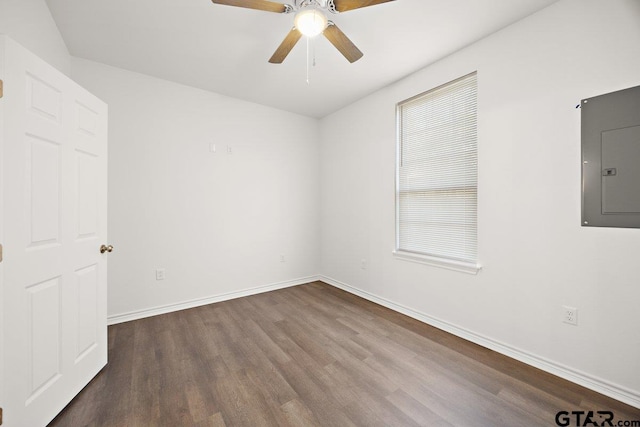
49, 281, 639, 426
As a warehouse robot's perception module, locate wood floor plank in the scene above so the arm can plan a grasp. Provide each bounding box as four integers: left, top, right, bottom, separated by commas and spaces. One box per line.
49, 281, 640, 426
275, 320, 337, 367
195, 412, 227, 427
386, 389, 454, 426
342, 391, 421, 427
272, 359, 358, 426
280, 399, 321, 427
234, 336, 299, 406
211, 369, 276, 427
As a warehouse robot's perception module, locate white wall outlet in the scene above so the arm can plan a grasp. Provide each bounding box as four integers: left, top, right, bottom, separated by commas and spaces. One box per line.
209, 143, 216, 153
361, 259, 367, 270
227, 145, 232, 154
280, 254, 285, 263
563, 305, 578, 325
156, 268, 166, 281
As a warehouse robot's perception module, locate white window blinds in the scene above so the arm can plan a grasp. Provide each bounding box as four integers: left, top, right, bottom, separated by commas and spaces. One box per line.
396, 72, 478, 264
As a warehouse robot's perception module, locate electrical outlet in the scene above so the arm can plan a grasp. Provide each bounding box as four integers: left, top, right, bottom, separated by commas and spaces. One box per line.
563, 305, 578, 325
280, 254, 285, 263
156, 268, 166, 281
361, 259, 367, 270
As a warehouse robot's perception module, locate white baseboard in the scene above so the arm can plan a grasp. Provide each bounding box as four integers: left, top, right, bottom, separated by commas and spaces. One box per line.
320, 275, 640, 410
107, 275, 320, 325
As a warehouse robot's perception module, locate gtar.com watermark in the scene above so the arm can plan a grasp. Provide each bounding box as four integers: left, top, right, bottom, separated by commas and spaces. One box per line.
555, 410, 640, 427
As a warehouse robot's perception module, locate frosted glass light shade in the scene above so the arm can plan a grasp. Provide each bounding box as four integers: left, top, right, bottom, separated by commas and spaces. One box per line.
294, 9, 328, 37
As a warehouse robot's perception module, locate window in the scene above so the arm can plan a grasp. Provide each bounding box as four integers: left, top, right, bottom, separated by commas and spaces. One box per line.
395, 72, 479, 273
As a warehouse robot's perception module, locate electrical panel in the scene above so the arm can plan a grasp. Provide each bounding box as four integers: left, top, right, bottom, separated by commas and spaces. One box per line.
581, 85, 640, 228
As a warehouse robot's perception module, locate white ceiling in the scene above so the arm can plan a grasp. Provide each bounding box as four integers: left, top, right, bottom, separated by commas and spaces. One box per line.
46, 0, 559, 118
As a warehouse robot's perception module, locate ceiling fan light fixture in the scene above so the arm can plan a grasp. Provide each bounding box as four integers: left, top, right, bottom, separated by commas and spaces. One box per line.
294, 9, 328, 37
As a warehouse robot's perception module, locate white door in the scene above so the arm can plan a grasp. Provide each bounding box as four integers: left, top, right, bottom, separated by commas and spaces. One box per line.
0, 36, 108, 427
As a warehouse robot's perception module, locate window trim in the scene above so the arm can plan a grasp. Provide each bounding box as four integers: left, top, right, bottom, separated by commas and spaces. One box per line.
392, 250, 481, 275
394, 72, 481, 274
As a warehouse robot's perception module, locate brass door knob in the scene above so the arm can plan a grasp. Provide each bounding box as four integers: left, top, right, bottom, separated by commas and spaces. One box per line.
100, 244, 114, 254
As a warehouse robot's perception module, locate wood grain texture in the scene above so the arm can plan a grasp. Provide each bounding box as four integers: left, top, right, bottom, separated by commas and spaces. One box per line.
269, 28, 302, 63
333, 0, 395, 13
211, 0, 287, 14
323, 24, 363, 63
49, 281, 640, 426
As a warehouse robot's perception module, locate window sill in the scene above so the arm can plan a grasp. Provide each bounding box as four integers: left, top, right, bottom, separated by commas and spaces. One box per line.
392, 251, 482, 275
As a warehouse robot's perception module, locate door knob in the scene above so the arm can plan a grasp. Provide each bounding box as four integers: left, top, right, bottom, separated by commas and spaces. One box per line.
100, 244, 114, 254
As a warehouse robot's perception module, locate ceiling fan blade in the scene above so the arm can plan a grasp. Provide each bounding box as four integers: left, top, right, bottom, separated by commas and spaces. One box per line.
211, 0, 288, 13
269, 28, 302, 63
323, 23, 363, 63
332, 0, 395, 12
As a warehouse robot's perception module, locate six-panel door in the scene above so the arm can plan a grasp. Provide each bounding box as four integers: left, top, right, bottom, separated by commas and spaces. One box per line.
1, 36, 108, 427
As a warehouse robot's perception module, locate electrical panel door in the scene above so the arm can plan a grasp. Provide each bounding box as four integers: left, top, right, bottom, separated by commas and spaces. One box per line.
581, 85, 640, 228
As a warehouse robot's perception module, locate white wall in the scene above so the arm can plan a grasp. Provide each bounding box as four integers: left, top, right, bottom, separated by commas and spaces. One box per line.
71, 58, 320, 320
0, 0, 70, 75
319, 0, 640, 406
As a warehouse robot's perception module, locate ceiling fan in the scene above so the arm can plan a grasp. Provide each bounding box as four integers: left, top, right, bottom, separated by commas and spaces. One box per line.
211, 0, 395, 64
